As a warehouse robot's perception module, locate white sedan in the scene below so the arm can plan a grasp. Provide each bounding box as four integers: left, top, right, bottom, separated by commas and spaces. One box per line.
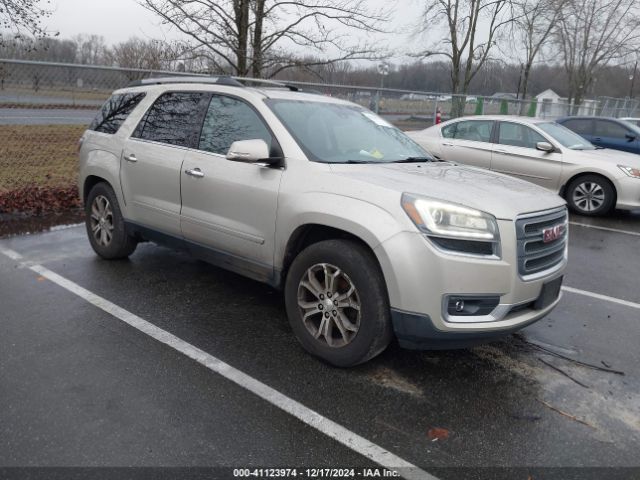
407, 115, 640, 216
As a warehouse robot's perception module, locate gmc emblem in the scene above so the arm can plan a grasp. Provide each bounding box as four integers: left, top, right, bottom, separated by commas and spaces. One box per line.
542, 224, 565, 243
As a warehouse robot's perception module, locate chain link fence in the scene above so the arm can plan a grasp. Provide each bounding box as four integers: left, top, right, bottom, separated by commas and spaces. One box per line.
0, 58, 637, 214
0, 59, 199, 214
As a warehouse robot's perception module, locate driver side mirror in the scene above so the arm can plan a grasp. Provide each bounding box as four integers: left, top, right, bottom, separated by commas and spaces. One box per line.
625, 133, 637, 142
226, 139, 282, 165
536, 141, 555, 153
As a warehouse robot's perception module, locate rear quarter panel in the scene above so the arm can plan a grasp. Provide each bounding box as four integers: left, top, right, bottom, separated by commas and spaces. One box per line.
407, 129, 442, 158
78, 88, 157, 215
79, 132, 127, 211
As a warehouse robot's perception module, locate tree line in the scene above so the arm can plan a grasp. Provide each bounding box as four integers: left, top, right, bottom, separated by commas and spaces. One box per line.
1, 0, 639, 104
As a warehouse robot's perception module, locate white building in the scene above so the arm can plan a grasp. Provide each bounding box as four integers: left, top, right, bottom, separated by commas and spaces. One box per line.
535, 89, 598, 118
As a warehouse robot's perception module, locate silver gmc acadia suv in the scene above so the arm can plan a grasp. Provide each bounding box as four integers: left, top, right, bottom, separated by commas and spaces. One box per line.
78, 77, 568, 367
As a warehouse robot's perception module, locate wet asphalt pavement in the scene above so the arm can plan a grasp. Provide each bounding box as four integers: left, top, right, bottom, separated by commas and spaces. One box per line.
1, 210, 639, 479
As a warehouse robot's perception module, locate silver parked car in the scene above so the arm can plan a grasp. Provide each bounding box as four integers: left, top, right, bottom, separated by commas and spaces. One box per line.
407, 116, 640, 216
79, 79, 567, 366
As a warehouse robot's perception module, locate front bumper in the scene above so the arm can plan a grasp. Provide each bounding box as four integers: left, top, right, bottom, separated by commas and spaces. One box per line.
374, 218, 567, 349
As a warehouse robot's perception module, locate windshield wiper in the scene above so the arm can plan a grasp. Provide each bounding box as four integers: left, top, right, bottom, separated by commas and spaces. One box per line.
391, 156, 437, 163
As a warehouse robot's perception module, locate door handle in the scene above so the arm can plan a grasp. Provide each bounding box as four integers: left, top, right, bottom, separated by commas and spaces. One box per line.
124, 153, 137, 162
185, 168, 205, 178
442, 142, 454, 147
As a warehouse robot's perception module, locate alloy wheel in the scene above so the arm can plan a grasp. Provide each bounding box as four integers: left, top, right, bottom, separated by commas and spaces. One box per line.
572, 181, 605, 212
90, 195, 114, 247
297, 263, 361, 348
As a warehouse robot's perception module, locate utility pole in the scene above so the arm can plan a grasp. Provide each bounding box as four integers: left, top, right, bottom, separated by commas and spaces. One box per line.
376, 62, 390, 114
630, 60, 638, 99
516, 63, 524, 100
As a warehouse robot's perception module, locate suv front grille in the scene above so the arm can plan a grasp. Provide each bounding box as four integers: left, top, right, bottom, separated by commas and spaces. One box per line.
516, 208, 568, 278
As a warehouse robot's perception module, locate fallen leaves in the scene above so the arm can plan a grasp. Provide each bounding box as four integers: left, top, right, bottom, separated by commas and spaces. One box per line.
427, 427, 450, 441
0, 184, 81, 215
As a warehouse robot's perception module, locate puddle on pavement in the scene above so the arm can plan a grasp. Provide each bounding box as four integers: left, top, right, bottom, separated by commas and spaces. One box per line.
360, 334, 640, 446
0, 210, 85, 238
473, 336, 640, 444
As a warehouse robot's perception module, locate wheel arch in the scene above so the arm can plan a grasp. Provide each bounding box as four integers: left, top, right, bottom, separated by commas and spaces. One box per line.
83, 175, 109, 205
560, 171, 617, 206
281, 224, 381, 287
79, 148, 124, 209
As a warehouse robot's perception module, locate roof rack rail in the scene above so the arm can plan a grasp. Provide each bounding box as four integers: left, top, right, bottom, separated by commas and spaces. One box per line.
127, 76, 245, 88
233, 77, 299, 92
127, 75, 301, 92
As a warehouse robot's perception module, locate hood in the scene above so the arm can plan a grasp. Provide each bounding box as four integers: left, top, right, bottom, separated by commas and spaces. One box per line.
329, 162, 565, 220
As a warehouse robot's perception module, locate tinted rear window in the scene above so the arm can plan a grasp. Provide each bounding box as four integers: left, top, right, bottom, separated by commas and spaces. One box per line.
89, 93, 146, 134
594, 120, 630, 139
562, 119, 592, 135
445, 120, 494, 142
132, 92, 206, 147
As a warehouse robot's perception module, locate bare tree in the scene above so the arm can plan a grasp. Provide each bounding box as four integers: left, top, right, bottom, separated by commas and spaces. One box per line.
104, 37, 183, 82
138, 0, 389, 78
415, 0, 512, 115
0, 0, 53, 47
109, 37, 178, 71
0, 62, 8, 89
510, 0, 565, 104
556, 0, 640, 109
73, 34, 109, 65
32, 68, 41, 91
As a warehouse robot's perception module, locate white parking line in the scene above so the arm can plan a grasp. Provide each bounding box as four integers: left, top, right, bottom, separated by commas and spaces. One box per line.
0, 247, 23, 261
0, 246, 435, 480
569, 221, 640, 237
562, 286, 640, 310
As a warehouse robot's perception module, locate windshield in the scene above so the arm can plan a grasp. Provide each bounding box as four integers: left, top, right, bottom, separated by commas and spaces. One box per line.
620, 119, 640, 133
537, 122, 596, 150
265, 99, 433, 163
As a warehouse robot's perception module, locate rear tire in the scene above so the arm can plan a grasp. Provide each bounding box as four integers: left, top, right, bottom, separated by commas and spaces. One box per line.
566, 175, 614, 216
284, 239, 392, 367
85, 182, 137, 259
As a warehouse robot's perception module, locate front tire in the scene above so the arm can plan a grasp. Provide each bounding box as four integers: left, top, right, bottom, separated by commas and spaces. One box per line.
284, 239, 392, 367
566, 175, 614, 216
85, 182, 138, 259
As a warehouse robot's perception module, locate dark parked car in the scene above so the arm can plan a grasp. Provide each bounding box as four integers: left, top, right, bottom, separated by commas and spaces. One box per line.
557, 117, 640, 155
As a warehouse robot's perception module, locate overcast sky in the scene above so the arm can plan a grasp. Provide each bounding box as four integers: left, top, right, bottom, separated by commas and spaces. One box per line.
44, 0, 417, 61
45, 0, 179, 44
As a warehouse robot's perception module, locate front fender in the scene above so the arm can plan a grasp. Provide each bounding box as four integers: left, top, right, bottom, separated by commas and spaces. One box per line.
275, 191, 410, 296
276, 192, 404, 265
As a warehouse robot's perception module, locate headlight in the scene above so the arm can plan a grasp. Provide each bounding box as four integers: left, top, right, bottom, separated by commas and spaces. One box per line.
401, 193, 500, 256
618, 165, 640, 178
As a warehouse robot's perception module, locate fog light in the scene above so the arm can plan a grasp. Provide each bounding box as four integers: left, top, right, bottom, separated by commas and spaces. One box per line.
447, 296, 499, 316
